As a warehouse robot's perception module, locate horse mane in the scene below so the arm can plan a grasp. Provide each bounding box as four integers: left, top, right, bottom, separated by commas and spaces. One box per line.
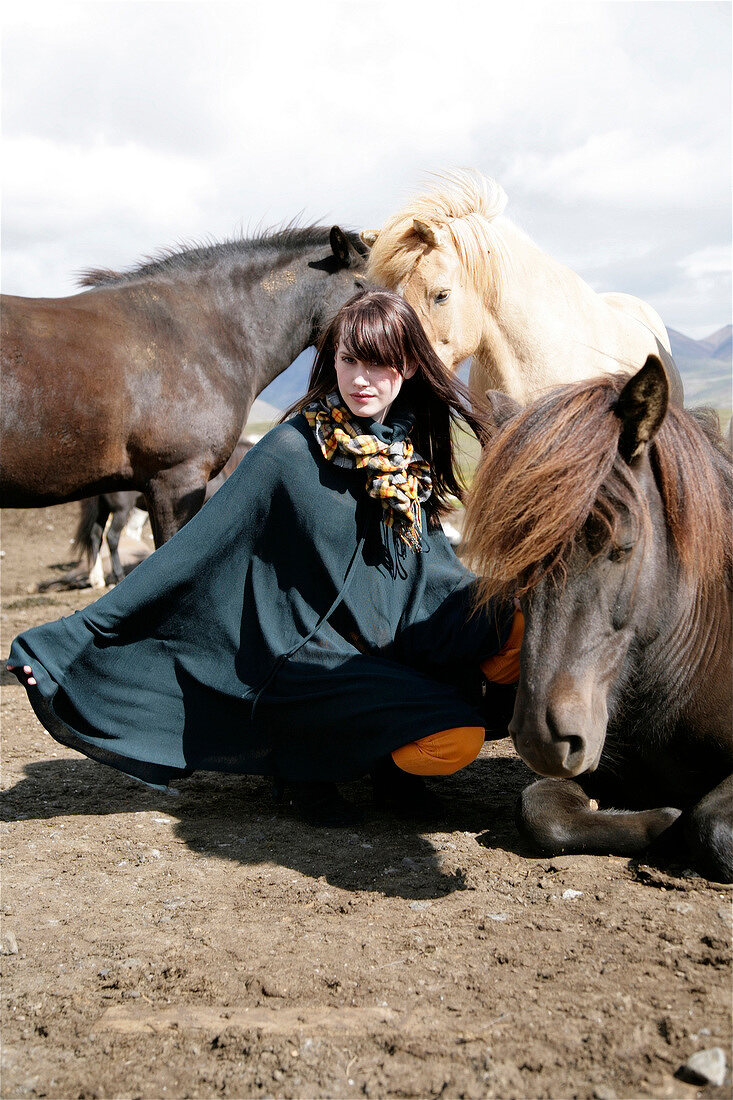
465, 374, 733, 604
77, 223, 364, 288
366, 170, 512, 304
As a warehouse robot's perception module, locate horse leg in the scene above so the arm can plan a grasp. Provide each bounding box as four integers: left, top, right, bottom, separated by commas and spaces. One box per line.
516, 778, 681, 857
105, 505, 132, 585
683, 774, 733, 883
124, 504, 148, 542
100, 491, 138, 582
143, 466, 208, 546
86, 498, 110, 589
87, 548, 107, 587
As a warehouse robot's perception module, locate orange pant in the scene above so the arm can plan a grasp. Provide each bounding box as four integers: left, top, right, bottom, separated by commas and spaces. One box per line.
479, 605, 524, 685
392, 606, 524, 776
393, 725, 485, 775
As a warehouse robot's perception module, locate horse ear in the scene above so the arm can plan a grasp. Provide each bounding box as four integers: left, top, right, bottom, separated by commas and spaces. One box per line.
360, 230, 379, 248
330, 226, 354, 268
485, 388, 521, 428
412, 218, 444, 248
615, 355, 669, 464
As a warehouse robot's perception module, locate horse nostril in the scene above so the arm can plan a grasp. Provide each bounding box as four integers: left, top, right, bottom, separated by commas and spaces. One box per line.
563, 735, 585, 769
545, 707, 561, 743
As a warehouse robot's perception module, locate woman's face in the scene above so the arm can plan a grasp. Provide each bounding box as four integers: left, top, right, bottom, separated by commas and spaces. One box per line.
335, 343, 416, 423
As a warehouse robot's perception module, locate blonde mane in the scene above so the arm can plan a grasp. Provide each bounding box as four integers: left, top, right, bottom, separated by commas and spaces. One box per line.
366, 170, 511, 304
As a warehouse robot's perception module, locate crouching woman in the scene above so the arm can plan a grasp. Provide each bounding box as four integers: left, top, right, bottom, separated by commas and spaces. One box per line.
8, 290, 521, 824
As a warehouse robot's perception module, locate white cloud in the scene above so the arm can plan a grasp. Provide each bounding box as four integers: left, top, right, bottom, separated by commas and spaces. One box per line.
3, 136, 209, 231
506, 131, 728, 211
1, 135, 211, 292
679, 245, 732, 280
1, 0, 730, 335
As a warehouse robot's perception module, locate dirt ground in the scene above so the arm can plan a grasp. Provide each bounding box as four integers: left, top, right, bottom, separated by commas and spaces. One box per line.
1, 504, 731, 1100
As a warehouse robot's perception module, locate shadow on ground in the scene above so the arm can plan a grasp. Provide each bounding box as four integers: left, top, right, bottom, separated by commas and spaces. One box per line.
37, 553, 147, 591
1, 753, 534, 898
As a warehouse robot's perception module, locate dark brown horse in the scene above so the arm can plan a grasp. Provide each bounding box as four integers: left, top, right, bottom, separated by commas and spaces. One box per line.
1, 226, 367, 545
466, 357, 732, 881
74, 435, 256, 587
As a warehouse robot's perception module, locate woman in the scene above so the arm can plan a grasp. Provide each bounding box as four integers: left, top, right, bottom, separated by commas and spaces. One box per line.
8, 291, 521, 825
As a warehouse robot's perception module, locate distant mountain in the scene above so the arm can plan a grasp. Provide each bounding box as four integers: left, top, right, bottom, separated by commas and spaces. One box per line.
246, 395, 281, 429
669, 325, 732, 364
257, 326, 732, 418
668, 325, 731, 413
668, 329, 710, 361
703, 325, 732, 362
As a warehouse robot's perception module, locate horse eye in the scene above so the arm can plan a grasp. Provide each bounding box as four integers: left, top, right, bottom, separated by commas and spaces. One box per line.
609, 544, 633, 563
434, 289, 450, 303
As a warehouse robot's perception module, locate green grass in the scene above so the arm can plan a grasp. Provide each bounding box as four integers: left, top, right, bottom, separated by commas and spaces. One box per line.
244, 417, 279, 438
453, 421, 482, 489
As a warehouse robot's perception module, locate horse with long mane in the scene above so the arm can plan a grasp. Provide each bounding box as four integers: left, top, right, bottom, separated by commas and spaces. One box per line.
465, 358, 732, 881
365, 171, 683, 406
1, 225, 367, 545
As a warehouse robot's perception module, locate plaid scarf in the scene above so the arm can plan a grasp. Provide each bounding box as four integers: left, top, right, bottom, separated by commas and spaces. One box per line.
304, 392, 433, 551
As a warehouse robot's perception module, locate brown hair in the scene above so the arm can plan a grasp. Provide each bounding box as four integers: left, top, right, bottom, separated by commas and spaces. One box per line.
465, 374, 733, 603
282, 289, 491, 519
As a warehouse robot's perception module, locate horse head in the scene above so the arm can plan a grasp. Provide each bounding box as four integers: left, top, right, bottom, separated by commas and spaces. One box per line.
466, 357, 677, 780
509, 358, 670, 777
364, 171, 508, 374
400, 217, 486, 372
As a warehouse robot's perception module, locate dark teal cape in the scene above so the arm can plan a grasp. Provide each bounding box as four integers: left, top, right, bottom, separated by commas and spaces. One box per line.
8, 414, 512, 786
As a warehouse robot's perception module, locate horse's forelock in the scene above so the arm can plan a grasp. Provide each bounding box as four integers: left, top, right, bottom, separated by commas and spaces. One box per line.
416, 170, 508, 224
443, 211, 510, 305
366, 171, 509, 301
465, 380, 627, 603
465, 376, 733, 608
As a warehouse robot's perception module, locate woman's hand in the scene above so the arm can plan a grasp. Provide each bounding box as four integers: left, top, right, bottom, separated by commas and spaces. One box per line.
6, 664, 36, 686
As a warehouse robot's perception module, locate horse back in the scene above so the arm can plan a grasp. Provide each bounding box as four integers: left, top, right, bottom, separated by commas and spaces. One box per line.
2, 287, 203, 390
2, 290, 152, 401
1, 288, 240, 505
600, 292, 670, 351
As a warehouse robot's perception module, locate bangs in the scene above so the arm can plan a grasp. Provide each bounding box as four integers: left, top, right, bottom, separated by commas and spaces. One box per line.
338, 301, 407, 372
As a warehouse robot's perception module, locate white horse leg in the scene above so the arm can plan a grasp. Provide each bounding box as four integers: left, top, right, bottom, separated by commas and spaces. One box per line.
88, 556, 106, 589
87, 525, 109, 590
124, 506, 148, 542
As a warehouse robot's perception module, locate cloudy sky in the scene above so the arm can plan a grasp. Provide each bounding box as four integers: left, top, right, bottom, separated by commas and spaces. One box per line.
2, 0, 730, 338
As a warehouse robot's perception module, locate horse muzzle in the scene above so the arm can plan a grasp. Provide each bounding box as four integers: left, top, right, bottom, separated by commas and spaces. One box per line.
510, 726, 598, 778
509, 680, 607, 778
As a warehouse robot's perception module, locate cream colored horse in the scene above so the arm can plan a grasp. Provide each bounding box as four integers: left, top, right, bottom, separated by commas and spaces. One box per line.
365, 170, 682, 405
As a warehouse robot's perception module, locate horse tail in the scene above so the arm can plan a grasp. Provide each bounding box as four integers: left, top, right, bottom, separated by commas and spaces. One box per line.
73, 497, 107, 565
